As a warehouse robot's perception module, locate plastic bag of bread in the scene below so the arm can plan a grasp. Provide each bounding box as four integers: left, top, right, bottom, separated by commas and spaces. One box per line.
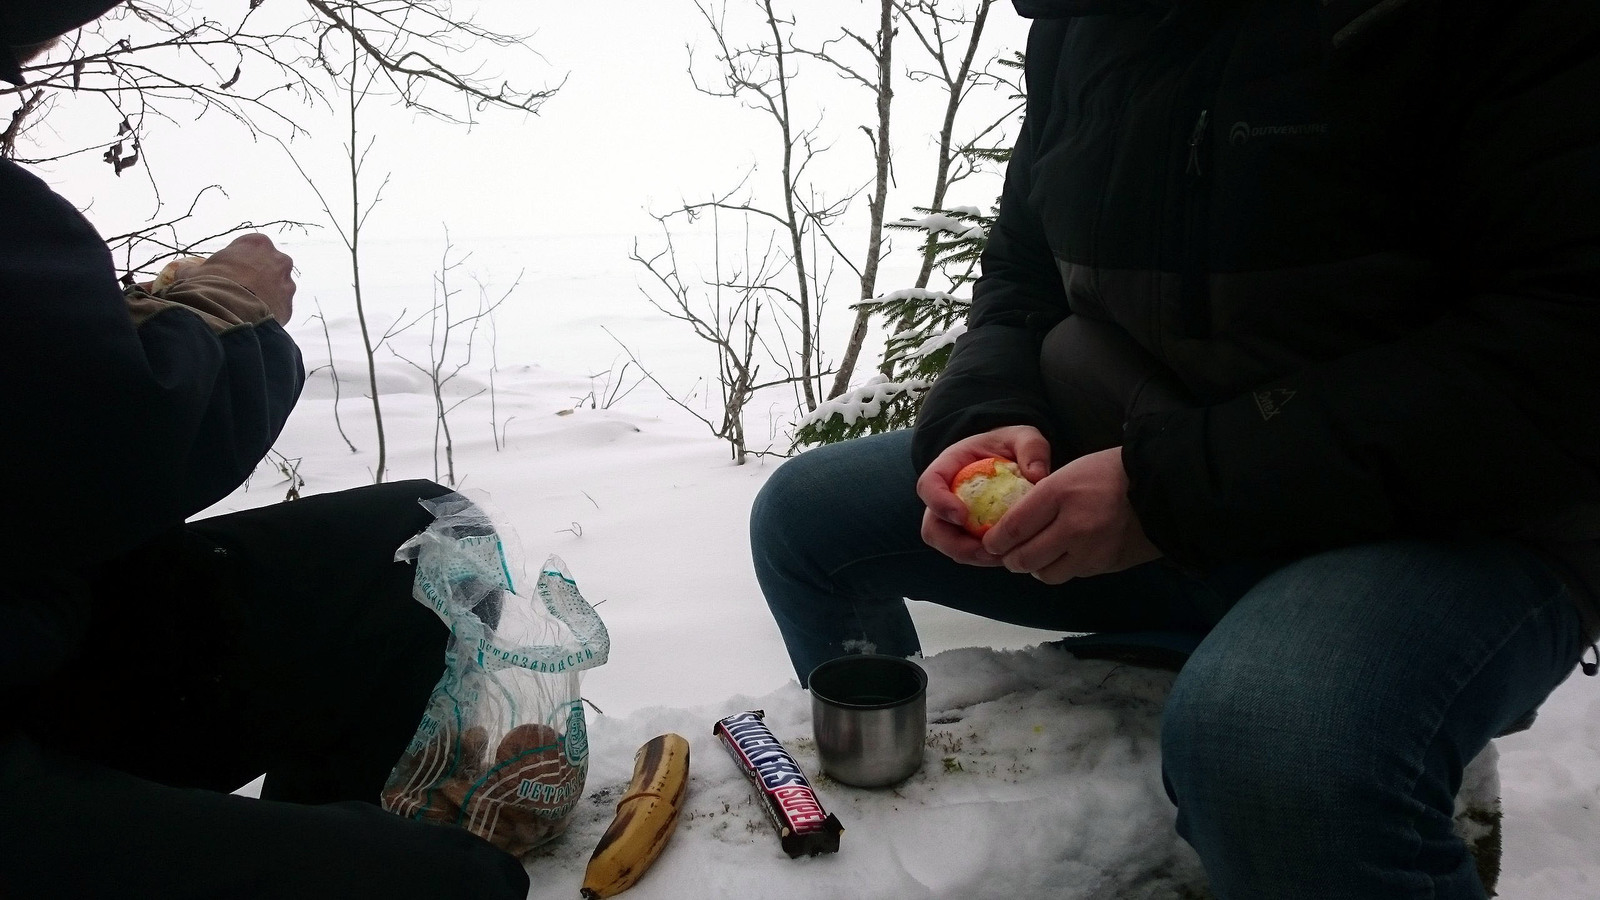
381, 492, 610, 856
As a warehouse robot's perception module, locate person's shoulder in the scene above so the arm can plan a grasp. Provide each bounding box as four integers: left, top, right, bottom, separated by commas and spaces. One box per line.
0, 160, 109, 267
0, 157, 63, 200
2, 158, 93, 226
0, 157, 59, 213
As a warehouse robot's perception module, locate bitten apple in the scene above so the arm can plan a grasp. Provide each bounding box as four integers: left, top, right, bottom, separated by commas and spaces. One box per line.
149, 256, 207, 292
950, 457, 1033, 538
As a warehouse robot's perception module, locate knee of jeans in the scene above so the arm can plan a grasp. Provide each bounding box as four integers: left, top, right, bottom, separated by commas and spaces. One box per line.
749, 455, 828, 571
1161, 660, 1369, 824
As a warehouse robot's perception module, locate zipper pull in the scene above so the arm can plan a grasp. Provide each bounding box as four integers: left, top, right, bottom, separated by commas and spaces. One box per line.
1187, 109, 1210, 177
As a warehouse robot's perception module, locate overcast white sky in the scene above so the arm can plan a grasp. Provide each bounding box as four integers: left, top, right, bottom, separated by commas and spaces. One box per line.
31, 1, 1029, 246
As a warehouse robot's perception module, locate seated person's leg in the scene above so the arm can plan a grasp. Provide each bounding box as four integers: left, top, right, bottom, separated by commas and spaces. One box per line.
32, 480, 458, 803
0, 734, 528, 900
24, 523, 273, 797
182, 479, 458, 804
752, 430, 1236, 684
1161, 538, 1586, 899
36, 480, 464, 800
14, 479, 527, 895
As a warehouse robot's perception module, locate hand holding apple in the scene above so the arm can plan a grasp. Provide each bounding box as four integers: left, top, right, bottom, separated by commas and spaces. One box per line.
916, 425, 1052, 568
950, 457, 1034, 538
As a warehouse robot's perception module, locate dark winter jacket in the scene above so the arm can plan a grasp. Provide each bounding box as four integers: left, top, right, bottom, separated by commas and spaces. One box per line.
0, 160, 303, 688
912, 0, 1600, 635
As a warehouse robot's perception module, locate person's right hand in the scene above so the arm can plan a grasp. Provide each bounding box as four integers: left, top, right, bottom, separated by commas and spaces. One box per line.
915, 425, 1052, 566
182, 233, 296, 324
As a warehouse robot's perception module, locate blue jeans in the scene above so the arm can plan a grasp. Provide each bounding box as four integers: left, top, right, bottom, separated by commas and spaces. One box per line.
750, 430, 1588, 899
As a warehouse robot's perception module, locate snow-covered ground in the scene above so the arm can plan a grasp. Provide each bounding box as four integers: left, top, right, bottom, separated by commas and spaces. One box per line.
204, 234, 1600, 898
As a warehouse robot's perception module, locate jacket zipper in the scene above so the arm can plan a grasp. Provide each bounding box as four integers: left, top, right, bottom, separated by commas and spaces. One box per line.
1179, 107, 1213, 337
1186, 109, 1210, 177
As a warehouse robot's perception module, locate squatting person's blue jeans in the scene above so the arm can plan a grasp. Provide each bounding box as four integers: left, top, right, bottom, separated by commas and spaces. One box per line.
750, 430, 1588, 899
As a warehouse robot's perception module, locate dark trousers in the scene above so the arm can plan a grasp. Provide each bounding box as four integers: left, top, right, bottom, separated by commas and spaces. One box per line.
1, 480, 529, 899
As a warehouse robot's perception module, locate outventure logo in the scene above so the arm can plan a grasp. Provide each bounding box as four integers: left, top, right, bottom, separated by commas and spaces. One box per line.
1253, 388, 1297, 421
1229, 121, 1330, 145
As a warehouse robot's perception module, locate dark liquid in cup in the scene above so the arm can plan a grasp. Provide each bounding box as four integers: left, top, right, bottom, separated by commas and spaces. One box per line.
839, 693, 897, 705
810, 656, 926, 710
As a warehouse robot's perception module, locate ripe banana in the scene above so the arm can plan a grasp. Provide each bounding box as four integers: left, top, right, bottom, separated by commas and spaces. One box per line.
580, 733, 691, 899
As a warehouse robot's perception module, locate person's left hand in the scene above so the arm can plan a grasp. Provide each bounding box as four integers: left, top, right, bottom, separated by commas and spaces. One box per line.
186, 233, 296, 324
981, 446, 1162, 583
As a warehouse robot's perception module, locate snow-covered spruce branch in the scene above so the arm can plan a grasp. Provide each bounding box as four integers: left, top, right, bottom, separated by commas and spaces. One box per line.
791, 373, 933, 445
886, 203, 996, 289
792, 284, 970, 448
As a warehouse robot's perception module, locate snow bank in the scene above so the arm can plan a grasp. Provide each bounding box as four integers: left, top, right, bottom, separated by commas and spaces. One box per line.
525, 645, 1207, 900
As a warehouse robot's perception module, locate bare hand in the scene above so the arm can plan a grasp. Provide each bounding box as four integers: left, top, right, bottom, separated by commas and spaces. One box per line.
916, 425, 1052, 567
980, 446, 1161, 583
183, 234, 296, 324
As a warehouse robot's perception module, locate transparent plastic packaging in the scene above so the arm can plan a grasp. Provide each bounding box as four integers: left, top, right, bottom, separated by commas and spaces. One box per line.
381, 493, 609, 855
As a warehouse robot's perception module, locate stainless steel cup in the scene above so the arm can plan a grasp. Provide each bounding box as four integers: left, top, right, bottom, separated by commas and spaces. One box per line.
808, 654, 927, 788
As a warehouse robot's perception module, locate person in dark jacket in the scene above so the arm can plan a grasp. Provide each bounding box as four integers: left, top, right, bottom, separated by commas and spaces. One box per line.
0, 4, 527, 897
752, 0, 1600, 896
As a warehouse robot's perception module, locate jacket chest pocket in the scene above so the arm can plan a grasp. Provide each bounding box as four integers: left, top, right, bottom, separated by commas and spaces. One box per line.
1199, 1, 1440, 328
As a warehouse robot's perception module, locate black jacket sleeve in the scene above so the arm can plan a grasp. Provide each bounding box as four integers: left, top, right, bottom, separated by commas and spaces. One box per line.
0, 160, 304, 686
911, 21, 1074, 473
1124, 2, 1600, 567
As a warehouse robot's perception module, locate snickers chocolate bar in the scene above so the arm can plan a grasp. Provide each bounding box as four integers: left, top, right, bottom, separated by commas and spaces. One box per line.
714, 710, 844, 857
